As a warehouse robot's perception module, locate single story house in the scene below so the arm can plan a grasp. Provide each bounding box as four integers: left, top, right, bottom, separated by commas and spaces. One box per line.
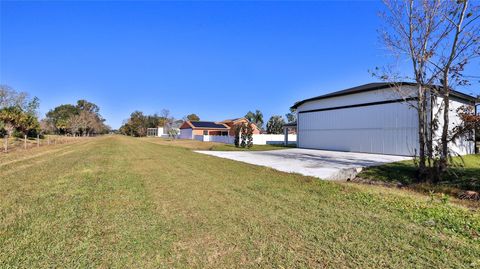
179, 121, 229, 139
218, 118, 261, 136
179, 118, 260, 140
291, 82, 478, 156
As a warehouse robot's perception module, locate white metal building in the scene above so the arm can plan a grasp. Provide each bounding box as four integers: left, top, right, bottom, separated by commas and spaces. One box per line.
292, 83, 477, 156
146, 127, 164, 137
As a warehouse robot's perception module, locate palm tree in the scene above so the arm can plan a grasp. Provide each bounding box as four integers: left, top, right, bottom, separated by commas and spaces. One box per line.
245, 109, 264, 129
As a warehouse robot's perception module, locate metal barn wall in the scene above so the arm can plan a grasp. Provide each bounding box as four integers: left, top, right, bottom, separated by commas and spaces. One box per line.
297, 86, 417, 112
297, 87, 419, 156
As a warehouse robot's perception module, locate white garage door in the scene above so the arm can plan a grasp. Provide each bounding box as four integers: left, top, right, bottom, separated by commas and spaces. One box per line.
179, 128, 193, 139
298, 102, 419, 156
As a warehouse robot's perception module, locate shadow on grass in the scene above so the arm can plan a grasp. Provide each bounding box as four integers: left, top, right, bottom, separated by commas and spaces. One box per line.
358, 155, 480, 193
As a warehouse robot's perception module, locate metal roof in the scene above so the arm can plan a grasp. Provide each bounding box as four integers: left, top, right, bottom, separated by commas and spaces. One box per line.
291, 82, 478, 109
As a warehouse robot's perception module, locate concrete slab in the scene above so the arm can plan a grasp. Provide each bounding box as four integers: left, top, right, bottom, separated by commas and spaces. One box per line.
195, 148, 411, 180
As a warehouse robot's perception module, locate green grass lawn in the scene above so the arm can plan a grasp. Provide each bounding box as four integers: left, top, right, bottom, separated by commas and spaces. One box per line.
141, 137, 294, 151
1, 136, 479, 268
358, 155, 480, 192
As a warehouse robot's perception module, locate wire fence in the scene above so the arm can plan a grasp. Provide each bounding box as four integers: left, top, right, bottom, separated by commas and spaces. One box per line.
1, 135, 83, 154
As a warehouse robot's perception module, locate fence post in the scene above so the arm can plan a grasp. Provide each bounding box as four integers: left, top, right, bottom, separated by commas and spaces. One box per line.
24, 135, 27, 150
3, 135, 7, 153
37, 134, 40, 147
47, 136, 50, 145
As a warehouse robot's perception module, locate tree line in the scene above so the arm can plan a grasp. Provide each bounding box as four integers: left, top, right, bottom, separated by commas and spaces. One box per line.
119, 111, 203, 137
118, 108, 296, 138
0, 85, 110, 138
245, 108, 297, 134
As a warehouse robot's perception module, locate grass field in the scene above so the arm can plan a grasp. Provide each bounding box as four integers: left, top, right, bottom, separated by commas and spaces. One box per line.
358, 155, 480, 193
141, 137, 293, 151
1, 136, 479, 268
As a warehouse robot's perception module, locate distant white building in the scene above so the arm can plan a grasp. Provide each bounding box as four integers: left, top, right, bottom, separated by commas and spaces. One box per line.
146, 127, 164, 137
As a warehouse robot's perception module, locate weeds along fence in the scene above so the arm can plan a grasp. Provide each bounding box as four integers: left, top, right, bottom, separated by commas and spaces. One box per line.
1, 135, 86, 154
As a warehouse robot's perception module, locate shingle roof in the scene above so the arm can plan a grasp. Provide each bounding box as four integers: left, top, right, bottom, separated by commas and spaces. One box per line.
189, 121, 228, 129
291, 82, 478, 109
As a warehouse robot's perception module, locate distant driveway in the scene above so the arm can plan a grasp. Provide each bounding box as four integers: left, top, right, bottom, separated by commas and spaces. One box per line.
196, 148, 411, 180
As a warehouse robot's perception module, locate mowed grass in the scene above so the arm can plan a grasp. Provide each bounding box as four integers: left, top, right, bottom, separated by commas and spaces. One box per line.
358, 155, 480, 192
1, 136, 479, 268
141, 137, 293, 151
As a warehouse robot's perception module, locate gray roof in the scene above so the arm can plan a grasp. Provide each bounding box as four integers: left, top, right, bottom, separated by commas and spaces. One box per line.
291, 82, 478, 109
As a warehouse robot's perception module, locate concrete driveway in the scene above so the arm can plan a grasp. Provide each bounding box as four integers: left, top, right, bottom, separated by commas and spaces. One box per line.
195, 148, 411, 180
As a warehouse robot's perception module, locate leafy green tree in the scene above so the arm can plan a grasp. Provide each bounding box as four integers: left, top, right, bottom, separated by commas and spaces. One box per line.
76, 99, 100, 114
0, 106, 39, 137
266, 115, 285, 134
126, 111, 148, 137
0, 85, 41, 137
46, 104, 80, 134
245, 110, 263, 129
186, 114, 200, 121
285, 108, 296, 123
0, 106, 23, 136
46, 100, 108, 136
120, 109, 173, 137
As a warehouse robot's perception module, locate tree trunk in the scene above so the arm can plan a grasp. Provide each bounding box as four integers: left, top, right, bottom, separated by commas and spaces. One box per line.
439, 87, 450, 174
416, 85, 428, 181
5, 123, 14, 137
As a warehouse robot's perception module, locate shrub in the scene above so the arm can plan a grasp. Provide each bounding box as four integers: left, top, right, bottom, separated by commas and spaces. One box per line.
240, 123, 247, 148
246, 123, 253, 148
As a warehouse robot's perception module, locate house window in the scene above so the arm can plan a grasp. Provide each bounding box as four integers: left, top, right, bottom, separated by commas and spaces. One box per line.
203, 130, 209, 135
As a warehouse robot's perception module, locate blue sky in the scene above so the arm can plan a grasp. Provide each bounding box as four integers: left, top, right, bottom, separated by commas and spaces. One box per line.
1, 1, 478, 129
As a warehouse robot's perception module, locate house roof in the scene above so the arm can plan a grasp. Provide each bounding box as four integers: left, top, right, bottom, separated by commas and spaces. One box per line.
181, 121, 229, 129
219, 118, 243, 123
291, 82, 478, 109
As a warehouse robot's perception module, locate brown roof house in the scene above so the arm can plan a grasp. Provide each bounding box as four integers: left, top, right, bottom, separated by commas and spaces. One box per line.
179, 117, 260, 140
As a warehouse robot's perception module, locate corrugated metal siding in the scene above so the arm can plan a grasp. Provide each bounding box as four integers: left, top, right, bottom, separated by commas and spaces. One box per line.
297, 87, 417, 112
297, 89, 419, 156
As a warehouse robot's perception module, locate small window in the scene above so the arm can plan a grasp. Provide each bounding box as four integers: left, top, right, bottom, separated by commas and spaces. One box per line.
203, 130, 209, 135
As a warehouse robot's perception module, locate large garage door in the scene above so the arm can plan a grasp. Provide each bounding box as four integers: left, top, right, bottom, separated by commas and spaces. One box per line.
298, 102, 418, 156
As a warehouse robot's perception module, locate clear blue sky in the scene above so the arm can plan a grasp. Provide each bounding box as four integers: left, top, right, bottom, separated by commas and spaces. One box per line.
1, 1, 478, 129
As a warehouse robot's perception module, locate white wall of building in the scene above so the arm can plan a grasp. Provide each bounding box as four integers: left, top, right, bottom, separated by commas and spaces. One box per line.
296, 86, 475, 156
298, 101, 419, 155
193, 134, 297, 145
252, 134, 297, 145
432, 96, 475, 155
297, 87, 416, 112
